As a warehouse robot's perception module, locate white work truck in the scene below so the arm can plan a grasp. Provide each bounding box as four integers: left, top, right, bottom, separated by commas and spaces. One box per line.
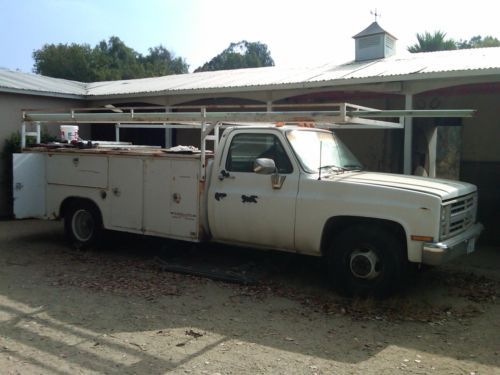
13, 105, 483, 295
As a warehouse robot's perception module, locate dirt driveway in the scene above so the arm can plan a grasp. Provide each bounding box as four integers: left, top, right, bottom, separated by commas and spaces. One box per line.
0, 220, 498, 374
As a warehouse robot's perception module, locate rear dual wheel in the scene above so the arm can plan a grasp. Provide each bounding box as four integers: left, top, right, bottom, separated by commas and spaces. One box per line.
64, 201, 102, 248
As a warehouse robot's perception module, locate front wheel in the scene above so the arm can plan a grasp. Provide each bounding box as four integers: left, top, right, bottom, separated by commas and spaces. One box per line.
327, 225, 406, 297
64, 201, 102, 248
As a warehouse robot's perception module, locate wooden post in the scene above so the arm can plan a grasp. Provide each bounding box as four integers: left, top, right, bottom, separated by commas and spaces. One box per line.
427, 126, 438, 177
21, 122, 26, 149
164, 106, 172, 148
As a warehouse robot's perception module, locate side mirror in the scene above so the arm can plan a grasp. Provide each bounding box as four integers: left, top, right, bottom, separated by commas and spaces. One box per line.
253, 158, 276, 174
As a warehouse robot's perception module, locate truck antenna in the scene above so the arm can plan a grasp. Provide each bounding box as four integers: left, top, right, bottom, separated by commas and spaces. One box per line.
318, 141, 322, 181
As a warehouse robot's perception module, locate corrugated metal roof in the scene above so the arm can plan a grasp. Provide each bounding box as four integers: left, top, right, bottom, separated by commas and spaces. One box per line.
1, 47, 500, 99
85, 47, 500, 97
84, 65, 327, 96
0, 68, 86, 97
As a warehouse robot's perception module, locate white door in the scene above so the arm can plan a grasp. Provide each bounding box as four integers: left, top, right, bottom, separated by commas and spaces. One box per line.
209, 131, 299, 250
109, 157, 143, 230
13, 153, 46, 219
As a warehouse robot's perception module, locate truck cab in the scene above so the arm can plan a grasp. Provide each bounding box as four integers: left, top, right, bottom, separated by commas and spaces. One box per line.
207, 126, 483, 295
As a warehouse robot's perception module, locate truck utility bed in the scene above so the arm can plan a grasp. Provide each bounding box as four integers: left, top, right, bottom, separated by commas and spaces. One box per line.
23, 144, 211, 157
14, 146, 213, 242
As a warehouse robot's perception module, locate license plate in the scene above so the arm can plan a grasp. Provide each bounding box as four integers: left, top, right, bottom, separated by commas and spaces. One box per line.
466, 238, 476, 254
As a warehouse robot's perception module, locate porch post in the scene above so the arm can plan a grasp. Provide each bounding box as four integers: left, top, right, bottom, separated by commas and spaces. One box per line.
427, 126, 438, 178
403, 94, 413, 174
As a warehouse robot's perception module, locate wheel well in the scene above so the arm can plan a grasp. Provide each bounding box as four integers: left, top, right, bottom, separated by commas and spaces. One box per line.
60, 197, 102, 222
320, 216, 407, 257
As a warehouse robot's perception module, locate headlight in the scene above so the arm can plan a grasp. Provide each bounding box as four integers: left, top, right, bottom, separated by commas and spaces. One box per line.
440, 205, 451, 239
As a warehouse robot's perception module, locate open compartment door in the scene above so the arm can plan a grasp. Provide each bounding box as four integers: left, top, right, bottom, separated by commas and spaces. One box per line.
13, 153, 46, 219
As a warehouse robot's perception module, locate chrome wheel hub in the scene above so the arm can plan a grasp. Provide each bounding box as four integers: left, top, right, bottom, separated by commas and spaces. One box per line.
72, 209, 94, 242
349, 249, 381, 280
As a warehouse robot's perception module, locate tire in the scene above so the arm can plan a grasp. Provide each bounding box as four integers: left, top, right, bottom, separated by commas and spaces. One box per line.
327, 225, 406, 297
64, 201, 102, 249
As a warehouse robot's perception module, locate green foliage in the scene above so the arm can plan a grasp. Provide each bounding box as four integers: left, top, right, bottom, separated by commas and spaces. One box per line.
142, 46, 189, 77
194, 41, 274, 72
1, 133, 21, 216
1, 129, 57, 161
1, 132, 21, 159
457, 35, 500, 49
33, 43, 95, 82
408, 31, 457, 53
408, 32, 500, 53
33, 37, 189, 82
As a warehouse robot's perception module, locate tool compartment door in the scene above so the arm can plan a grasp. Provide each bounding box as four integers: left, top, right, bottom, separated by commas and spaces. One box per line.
46, 154, 107, 188
13, 153, 46, 219
169, 159, 199, 239
109, 157, 143, 230
143, 157, 199, 240
143, 158, 172, 236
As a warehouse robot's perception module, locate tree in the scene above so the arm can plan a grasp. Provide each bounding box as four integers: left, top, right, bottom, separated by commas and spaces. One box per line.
408, 31, 500, 53
457, 35, 500, 49
33, 43, 95, 82
141, 45, 189, 77
33, 37, 188, 82
407, 31, 457, 53
195, 41, 274, 72
91, 36, 145, 81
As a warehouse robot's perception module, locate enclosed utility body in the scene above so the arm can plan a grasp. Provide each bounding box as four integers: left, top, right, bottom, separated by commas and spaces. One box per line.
14, 149, 206, 242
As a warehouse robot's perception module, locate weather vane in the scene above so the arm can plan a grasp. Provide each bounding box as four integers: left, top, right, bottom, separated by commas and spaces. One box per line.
370, 9, 381, 22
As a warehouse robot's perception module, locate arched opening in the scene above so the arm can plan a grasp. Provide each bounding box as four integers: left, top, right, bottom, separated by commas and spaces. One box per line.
90, 102, 169, 147
275, 91, 404, 173
170, 97, 266, 148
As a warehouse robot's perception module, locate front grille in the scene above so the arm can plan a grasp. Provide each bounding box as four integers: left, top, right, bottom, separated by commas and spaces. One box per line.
441, 193, 477, 240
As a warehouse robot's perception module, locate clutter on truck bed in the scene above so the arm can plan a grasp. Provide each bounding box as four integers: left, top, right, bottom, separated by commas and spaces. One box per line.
163, 145, 201, 153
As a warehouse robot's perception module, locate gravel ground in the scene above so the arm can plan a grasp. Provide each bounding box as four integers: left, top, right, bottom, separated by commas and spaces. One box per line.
0, 219, 498, 374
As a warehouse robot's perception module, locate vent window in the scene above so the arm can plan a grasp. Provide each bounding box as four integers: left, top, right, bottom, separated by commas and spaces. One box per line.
385, 38, 395, 50
359, 35, 380, 49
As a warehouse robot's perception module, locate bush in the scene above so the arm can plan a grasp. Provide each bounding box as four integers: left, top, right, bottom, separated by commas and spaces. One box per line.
1, 133, 21, 217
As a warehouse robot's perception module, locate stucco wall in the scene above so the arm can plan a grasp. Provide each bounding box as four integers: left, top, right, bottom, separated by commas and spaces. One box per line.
414, 89, 500, 243
0, 93, 85, 217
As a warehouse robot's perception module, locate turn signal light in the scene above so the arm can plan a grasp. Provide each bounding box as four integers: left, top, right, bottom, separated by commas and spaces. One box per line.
411, 235, 434, 242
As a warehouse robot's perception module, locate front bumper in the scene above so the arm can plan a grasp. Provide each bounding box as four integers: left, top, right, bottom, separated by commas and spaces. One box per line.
422, 223, 484, 266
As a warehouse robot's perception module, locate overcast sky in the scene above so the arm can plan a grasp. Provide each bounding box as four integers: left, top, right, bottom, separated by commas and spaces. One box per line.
0, 0, 498, 74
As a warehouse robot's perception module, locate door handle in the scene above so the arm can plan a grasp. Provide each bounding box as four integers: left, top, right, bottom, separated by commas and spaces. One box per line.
215, 192, 227, 201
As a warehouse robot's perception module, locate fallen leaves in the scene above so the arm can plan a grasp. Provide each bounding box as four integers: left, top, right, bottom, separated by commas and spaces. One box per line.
185, 329, 204, 339
45, 242, 498, 325
46, 252, 190, 300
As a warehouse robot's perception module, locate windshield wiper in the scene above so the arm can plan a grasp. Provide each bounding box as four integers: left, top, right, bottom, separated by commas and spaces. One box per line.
343, 164, 363, 171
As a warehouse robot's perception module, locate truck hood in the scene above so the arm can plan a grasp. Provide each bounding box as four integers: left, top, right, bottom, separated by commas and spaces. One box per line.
328, 171, 476, 200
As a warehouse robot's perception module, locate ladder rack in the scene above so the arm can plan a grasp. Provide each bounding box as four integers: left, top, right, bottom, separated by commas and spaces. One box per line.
20, 102, 476, 182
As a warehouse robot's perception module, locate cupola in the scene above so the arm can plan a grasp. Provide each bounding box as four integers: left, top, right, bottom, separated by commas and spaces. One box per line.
353, 21, 397, 61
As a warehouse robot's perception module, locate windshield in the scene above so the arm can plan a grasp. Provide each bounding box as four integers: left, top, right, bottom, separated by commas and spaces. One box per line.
286, 130, 362, 173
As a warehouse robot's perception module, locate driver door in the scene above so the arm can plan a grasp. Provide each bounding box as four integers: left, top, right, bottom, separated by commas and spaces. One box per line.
208, 131, 299, 250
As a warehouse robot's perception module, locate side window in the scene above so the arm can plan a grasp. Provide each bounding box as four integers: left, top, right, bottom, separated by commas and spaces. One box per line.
226, 133, 293, 174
